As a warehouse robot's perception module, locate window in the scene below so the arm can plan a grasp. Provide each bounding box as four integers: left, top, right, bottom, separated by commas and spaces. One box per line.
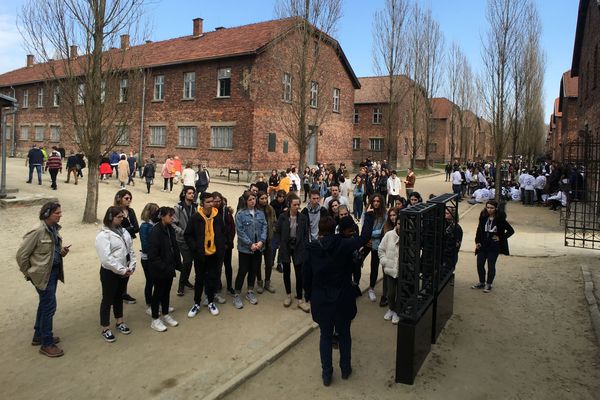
353, 108, 359, 124
268, 132, 276, 152
22, 90, 29, 108
153, 75, 164, 101
211, 126, 233, 149
310, 81, 318, 108
369, 138, 383, 151
178, 126, 197, 147
428, 143, 437, 153
20, 126, 29, 140
149, 126, 166, 146
77, 84, 85, 105
217, 68, 231, 97
116, 126, 129, 145
37, 87, 43, 107
50, 125, 60, 142
34, 125, 44, 141
183, 72, 195, 99
119, 79, 128, 103
352, 138, 360, 151
282, 73, 292, 102
373, 107, 382, 124
332, 88, 340, 113
53, 87, 60, 107
283, 140, 289, 153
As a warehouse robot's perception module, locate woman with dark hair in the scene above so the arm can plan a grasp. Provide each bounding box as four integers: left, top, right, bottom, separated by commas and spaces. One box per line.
114, 189, 139, 304
473, 200, 514, 293
95, 206, 136, 342
443, 206, 463, 275
382, 207, 399, 236
268, 169, 280, 202
147, 207, 182, 331
327, 198, 341, 219
352, 175, 364, 220
302, 167, 312, 203
408, 191, 423, 207
256, 191, 277, 294
303, 207, 374, 386
213, 192, 236, 295
276, 194, 310, 310
363, 193, 387, 304
232, 191, 267, 309
139, 202, 160, 316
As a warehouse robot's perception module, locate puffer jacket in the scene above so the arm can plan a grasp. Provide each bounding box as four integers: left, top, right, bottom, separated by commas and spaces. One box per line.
378, 229, 399, 279
95, 226, 136, 275
16, 222, 65, 290
235, 208, 267, 254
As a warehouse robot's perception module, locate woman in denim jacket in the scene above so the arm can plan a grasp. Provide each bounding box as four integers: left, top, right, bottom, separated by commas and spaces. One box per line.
233, 191, 267, 309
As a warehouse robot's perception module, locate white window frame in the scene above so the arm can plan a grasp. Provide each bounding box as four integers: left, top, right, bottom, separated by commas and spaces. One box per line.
34, 125, 44, 141
217, 68, 231, 98
310, 81, 318, 108
369, 138, 384, 151
22, 90, 29, 108
332, 88, 340, 113
352, 137, 360, 150
153, 75, 164, 101
116, 125, 129, 145
373, 107, 382, 124
183, 72, 195, 99
353, 108, 359, 124
282, 73, 292, 102
50, 125, 60, 142
37, 87, 44, 108
119, 78, 128, 103
211, 126, 233, 150
53, 87, 60, 107
20, 125, 29, 140
149, 126, 166, 146
178, 126, 197, 148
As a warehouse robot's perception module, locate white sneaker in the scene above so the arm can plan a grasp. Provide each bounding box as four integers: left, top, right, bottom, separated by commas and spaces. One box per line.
208, 302, 220, 316
146, 306, 152, 316
383, 309, 394, 321
188, 304, 201, 318
151, 318, 167, 332
161, 314, 179, 327
368, 288, 377, 302
392, 312, 400, 324
214, 293, 226, 304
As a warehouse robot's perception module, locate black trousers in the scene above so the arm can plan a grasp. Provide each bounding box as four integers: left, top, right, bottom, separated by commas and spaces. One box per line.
235, 251, 261, 292
141, 259, 154, 305
48, 169, 59, 189
99, 268, 126, 327
151, 276, 173, 319
178, 243, 194, 288
217, 247, 233, 291
163, 177, 173, 191
194, 254, 219, 304
369, 250, 380, 289
256, 242, 273, 283
319, 317, 352, 378
283, 261, 303, 299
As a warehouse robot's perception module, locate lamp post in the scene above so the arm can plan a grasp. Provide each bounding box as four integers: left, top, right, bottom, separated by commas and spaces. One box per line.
0, 93, 18, 199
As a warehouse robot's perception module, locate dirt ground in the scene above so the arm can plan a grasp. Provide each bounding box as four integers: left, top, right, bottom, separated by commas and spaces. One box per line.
1, 158, 599, 400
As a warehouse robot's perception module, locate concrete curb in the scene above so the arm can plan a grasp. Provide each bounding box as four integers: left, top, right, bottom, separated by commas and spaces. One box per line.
581, 265, 600, 346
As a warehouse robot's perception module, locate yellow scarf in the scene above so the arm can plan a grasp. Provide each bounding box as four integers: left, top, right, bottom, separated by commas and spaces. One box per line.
198, 206, 218, 255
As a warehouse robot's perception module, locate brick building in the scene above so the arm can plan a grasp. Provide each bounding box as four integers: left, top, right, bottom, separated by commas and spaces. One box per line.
0, 17, 359, 171
558, 70, 579, 161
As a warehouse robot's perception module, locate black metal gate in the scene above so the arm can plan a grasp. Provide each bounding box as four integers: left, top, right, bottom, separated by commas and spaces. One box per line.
564, 132, 600, 249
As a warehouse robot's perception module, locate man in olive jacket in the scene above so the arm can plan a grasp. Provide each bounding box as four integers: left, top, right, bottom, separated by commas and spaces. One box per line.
16, 202, 70, 358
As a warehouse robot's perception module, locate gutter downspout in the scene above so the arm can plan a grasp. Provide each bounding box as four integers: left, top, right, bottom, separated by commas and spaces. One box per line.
139, 71, 146, 165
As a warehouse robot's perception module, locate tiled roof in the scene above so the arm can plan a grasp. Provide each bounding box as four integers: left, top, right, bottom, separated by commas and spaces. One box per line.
0, 17, 360, 88
354, 75, 413, 104
431, 97, 456, 119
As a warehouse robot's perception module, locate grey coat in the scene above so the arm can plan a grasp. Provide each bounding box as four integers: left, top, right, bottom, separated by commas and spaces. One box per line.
275, 211, 309, 265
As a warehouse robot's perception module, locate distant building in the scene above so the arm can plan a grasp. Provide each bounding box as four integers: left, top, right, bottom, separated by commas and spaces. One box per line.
0, 17, 360, 171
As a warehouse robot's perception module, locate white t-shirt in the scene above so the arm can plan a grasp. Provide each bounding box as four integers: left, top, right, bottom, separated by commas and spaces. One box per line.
181, 168, 196, 187
510, 187, 521, 201
451, 171, 462, 185
472, 188, 491, 203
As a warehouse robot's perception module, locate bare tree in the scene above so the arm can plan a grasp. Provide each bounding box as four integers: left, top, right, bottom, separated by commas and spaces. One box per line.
372, 0, 409, 167
275, 0, 343, 169
19, 0, 148, 222
480, 0, 526, 200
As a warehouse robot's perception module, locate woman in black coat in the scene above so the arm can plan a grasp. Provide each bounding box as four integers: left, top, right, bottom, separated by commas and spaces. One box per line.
303, 207, 374, 386
147, 207, 182, 332
114, 189, 139, 304
275, 195, 310, 310
473, 200, 514, 293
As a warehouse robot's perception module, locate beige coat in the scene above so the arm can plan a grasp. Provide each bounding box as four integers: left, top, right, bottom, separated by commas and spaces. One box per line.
16, 222, 64, 290
117, 159, 130, 183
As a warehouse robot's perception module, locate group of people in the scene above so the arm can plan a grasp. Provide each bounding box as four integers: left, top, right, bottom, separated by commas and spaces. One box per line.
25, 144, 85, 190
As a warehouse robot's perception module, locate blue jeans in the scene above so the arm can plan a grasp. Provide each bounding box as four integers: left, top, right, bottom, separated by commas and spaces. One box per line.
476, 248, 499, 284
353, 195, 363, 219
319, 317, 352, 378
28, 164, 42, 184
34, 267, 59, 346
452, 184, 462, 198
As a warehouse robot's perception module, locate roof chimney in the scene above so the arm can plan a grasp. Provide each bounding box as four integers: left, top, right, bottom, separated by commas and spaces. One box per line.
193, 18, 203, 37
26, 54, 34, 67
215, 26, 225, 31
120, 34, 130, 49
69, 45, 78, 58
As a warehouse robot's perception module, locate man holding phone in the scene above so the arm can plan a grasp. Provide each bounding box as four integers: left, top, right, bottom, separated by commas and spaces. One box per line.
16, 202, 70, 357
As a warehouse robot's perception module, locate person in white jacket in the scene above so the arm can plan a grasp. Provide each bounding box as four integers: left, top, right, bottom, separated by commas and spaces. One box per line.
95, 206, 137, 343
378, 220, 401, 324
181, 162, 196, 191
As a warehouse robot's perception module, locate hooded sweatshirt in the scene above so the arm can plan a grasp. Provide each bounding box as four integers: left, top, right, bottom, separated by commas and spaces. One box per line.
198, 206, 218, 255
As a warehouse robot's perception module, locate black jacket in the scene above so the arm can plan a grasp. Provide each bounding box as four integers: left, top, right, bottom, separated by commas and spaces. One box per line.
475, 212, 514, 255
303, 212, 374, 325
184, 209, 226, 265
275, 211, 309, 265
121, 208, 139, 239
147, 222, 182, 279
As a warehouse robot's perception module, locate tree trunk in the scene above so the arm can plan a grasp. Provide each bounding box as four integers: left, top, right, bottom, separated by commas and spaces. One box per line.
82, 160, 100, 223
